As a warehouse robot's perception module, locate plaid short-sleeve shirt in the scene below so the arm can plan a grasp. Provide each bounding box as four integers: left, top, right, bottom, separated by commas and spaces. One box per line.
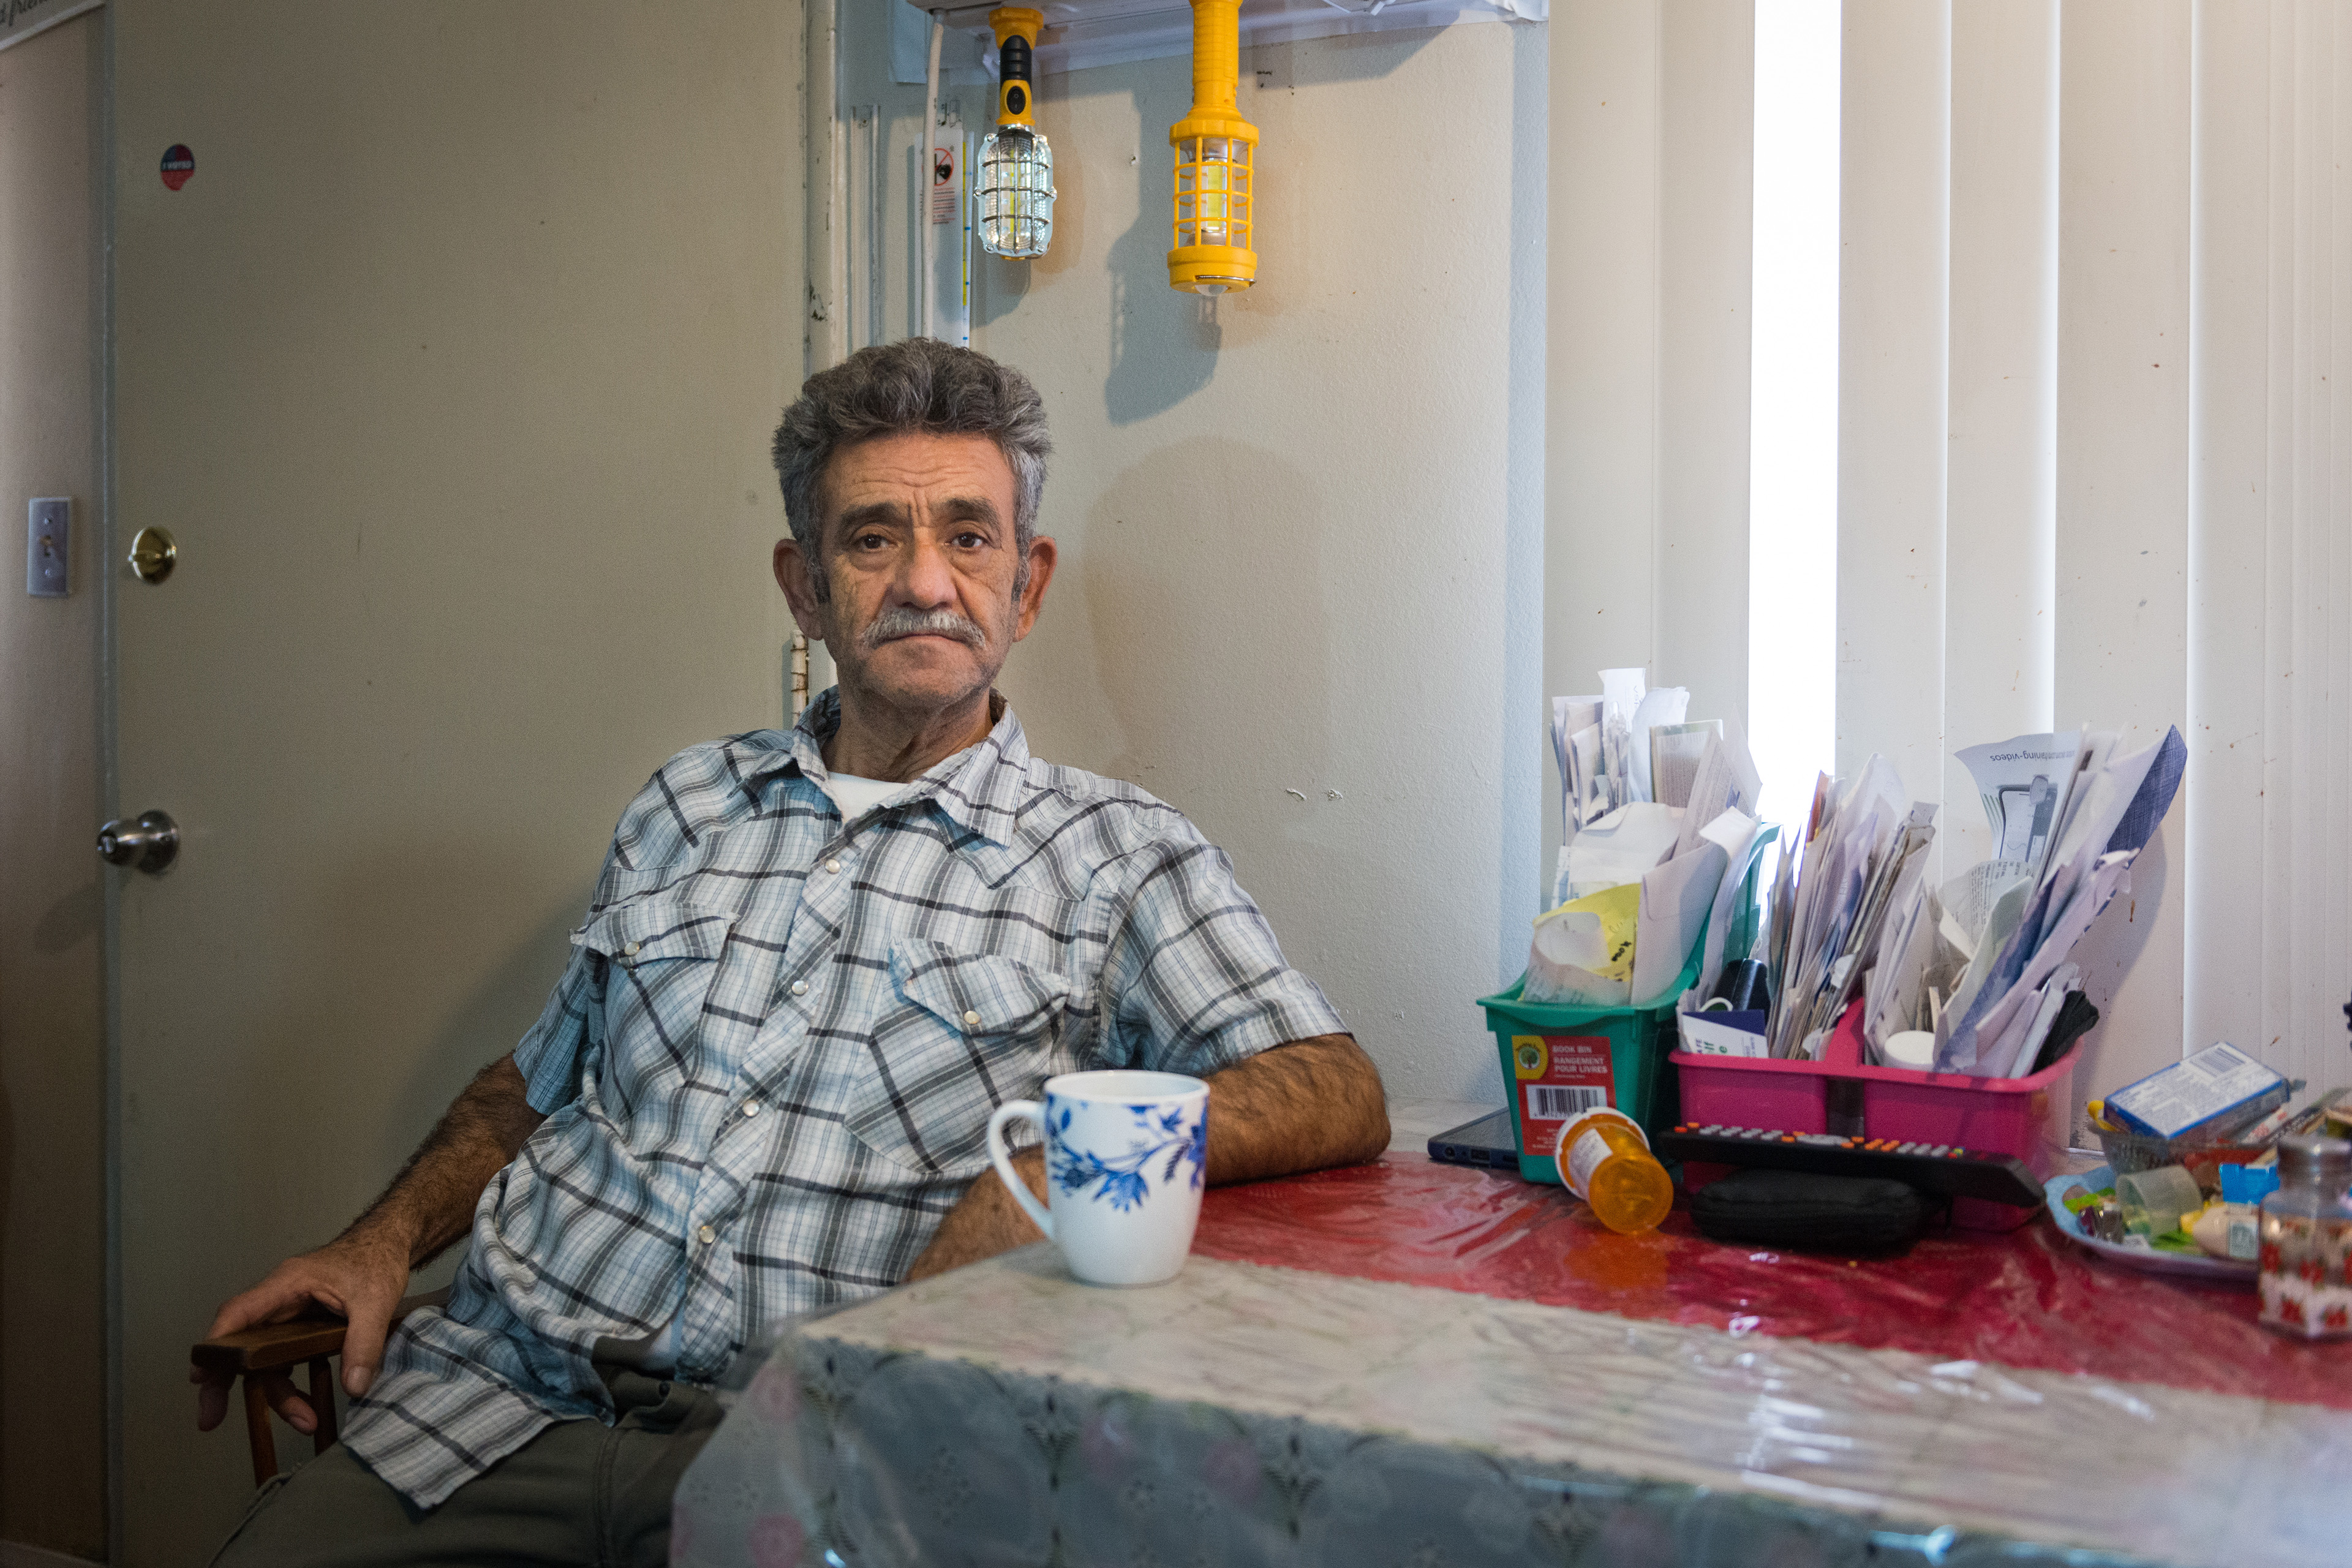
342, 691, 1344, 1508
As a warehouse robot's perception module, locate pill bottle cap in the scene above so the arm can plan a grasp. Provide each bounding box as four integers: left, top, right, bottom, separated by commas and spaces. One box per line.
2275, 1134, 2352, 1187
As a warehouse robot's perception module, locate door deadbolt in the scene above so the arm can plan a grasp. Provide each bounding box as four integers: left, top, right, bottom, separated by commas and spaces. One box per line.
97, 810, 179, 873
127, 527, 177, 584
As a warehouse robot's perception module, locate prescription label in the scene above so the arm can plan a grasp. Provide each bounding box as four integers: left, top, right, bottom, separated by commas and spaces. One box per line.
1510, 1034, 1615, 1158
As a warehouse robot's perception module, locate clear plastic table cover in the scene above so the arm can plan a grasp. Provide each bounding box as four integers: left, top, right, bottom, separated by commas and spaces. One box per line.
1191, 1156, 2352, 1410
673, 1160, 2352, 1568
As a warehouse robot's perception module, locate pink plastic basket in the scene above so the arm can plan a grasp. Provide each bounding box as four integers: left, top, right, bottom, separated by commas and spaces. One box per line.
1669, 1001, 2078, 1231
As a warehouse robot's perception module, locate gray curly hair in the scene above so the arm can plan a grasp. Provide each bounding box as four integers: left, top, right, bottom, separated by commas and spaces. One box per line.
771, 339, 1052, 601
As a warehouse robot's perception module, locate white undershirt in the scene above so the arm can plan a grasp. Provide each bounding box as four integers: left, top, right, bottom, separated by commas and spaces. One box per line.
822, 771, 906, 821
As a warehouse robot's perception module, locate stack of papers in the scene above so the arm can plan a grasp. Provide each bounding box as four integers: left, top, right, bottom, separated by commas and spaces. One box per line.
1532, 677, 1769, 1011
1931, 726, 2187, 1074
1755, 722, 2185, 1077
1550, 670, 1694, 840
1536, 682, 2190, 1084
1762, 758, 1939, 1060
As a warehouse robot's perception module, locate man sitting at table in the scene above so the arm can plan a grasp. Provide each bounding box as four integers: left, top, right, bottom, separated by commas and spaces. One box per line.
196, 339, 1390, 1562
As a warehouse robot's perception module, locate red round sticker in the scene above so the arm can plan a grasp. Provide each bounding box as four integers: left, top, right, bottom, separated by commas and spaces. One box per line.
160, 145, 194, 191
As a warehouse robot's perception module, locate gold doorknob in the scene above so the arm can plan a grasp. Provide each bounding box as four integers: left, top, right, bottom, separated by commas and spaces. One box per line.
128, 526, 177, 584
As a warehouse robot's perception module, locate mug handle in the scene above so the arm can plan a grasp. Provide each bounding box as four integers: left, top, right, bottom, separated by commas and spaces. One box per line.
986, 1100, 1055, 1240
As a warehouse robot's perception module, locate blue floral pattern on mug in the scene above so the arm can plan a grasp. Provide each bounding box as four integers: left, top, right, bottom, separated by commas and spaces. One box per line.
1047, 1101, 1209, 1212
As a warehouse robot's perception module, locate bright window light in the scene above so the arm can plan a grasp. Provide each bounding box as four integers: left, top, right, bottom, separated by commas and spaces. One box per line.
1747, 0, 1841, 829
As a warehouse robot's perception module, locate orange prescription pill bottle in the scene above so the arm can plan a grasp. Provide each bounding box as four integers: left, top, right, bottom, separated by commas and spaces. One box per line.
1556, 1107, 1674, 1234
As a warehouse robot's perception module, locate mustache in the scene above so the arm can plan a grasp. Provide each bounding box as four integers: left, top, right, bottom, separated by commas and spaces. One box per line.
858, 606, 988, 652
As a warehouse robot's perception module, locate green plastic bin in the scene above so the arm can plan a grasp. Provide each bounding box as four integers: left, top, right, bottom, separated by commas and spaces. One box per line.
1478, 967, 1694, 1185
1478, 826, 1775, 1185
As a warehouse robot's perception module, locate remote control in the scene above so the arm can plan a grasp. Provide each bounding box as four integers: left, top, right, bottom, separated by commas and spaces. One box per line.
1654, 1123, 2046, 1207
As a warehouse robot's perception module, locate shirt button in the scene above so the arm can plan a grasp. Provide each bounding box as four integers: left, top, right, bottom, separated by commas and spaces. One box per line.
825, 859, 842, 874
962, 1010, 982, 1028
790, 979, 808, 997
622, 941, 641, 957
741, 1100, 762, 1118
697, 1224, 715, 1245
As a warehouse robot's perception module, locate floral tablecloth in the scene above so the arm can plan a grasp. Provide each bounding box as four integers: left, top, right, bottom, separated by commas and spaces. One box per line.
673, 1242, 2352, 1567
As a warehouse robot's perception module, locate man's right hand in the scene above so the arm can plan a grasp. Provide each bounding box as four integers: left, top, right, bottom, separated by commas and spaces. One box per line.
191, 1229, 410, 1436
190, 1055, 541, 1437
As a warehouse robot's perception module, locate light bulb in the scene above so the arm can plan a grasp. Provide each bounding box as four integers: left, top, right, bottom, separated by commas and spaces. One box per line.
1167, 1, 1257, 295
978, 126, 1055, 260
978, 9, 1055, 260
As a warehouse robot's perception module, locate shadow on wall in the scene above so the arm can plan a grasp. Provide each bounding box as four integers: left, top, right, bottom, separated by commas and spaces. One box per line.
1103, 62, 1219, 426
380, 877, 589, 1172
0, 1076, 11, 1294
976, 128, 1076, 329
388, 882, 584, 1295
994, 23, 1450, 425
34, 878, 101, 954
1072, 436, 1333, 835
231, 845, 590, 1268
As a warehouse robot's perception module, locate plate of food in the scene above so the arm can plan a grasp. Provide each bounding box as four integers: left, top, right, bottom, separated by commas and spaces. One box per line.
2044, 1166, 2257, 1283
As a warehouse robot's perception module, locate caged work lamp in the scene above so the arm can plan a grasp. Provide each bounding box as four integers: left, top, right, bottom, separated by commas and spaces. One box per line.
976, 7, 1057, 259
1167, 0, 1257, 294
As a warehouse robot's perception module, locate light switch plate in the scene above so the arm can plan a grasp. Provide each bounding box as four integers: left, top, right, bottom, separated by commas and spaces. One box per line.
27, 498, 69, 597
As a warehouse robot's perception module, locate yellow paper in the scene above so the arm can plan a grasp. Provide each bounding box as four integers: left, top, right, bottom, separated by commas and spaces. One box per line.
1531, 881, 1640, 981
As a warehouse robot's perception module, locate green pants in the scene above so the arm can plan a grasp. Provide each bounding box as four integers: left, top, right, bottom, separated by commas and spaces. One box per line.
208, 1370, 722, 1568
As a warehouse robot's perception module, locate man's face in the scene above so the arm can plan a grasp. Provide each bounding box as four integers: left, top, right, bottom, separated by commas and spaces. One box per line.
774, 431, 1055, 722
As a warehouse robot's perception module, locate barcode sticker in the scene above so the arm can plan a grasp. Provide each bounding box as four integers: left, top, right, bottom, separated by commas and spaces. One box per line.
1526, 1085, 1607, 1121
1510, 1034, 1616, 1157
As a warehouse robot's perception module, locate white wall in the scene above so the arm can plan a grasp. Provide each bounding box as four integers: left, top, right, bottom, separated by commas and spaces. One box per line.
834, 15, 1548, 1104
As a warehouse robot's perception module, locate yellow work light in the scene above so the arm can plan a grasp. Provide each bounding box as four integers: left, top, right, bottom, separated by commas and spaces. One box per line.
1166, 0, 1256, 295
977, 7, 1056, 260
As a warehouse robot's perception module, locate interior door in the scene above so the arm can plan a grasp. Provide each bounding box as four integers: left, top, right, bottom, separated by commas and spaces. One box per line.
106, 7, 802, 1560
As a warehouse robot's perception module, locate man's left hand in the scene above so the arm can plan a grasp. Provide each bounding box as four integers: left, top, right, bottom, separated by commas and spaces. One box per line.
904, 1144, 1047, 1281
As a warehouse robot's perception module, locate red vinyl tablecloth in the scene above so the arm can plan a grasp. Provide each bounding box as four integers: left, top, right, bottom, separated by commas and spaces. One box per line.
1194, 1153, 2352, 1411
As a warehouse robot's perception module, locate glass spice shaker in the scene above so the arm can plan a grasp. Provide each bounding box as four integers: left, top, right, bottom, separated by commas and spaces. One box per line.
2258, 1133, 2352, 1340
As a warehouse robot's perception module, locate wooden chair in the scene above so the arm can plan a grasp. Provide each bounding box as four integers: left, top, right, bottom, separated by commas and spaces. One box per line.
190, 1288, 448, 1487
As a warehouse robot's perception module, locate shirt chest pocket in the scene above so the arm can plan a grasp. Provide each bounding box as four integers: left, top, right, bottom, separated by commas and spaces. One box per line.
574, 894, 736, 1100
842, 939, 1073, 1179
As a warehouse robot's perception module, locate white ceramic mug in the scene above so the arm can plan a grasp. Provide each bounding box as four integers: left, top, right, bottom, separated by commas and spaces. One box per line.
985, 1070, 1210, 1286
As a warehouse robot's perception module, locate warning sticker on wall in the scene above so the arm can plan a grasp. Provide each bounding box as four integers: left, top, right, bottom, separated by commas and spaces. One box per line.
1509, 1034, 1616, 1158
930, 145, 957, 224
160, 144, 194, 190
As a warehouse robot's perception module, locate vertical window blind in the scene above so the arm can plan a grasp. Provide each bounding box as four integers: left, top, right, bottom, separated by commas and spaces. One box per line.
1548, 1, 2348, 1115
